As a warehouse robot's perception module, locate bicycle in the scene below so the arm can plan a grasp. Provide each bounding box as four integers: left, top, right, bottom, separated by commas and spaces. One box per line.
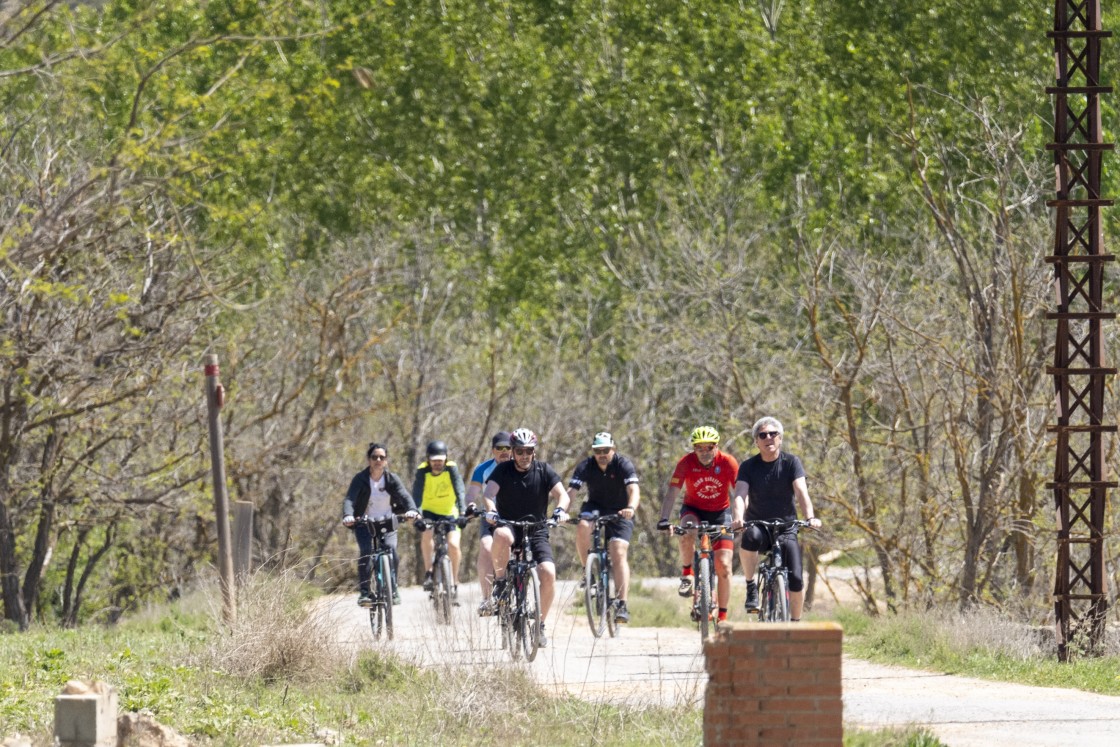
419, 514, 474, 625
671, 521, 736, 641
354, 515, 409, 641
745, 519, 812, 623
492, 517, 555, 662
577, 511, 625, 638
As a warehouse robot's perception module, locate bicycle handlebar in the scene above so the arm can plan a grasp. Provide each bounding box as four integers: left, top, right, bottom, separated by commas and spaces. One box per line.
743, 519, 813, 531
493, 517, 560, 529
669, 521, 741, 537
568, 511, 626, 526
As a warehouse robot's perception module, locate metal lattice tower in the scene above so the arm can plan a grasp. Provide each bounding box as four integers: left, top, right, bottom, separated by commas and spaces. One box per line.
1047, 0, 1114, 661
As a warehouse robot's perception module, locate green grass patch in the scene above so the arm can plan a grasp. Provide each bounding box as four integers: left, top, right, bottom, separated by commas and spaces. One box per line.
836, 606, 1120, 696
0, 580, 703, 746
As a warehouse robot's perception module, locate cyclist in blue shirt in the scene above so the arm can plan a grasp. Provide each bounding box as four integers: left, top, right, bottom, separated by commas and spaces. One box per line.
466, 431, 512, 616
568, 431, 640, 624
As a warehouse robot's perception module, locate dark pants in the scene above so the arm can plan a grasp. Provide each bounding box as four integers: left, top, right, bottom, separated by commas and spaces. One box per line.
741, 525, 805, 592
354, 520, 399, 593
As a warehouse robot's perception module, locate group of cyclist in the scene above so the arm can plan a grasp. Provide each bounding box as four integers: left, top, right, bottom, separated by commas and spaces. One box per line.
341, 416, 822, 646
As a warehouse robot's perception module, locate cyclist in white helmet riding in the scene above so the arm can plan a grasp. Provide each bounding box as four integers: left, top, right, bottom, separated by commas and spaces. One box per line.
568, 431, 640, 624
482, 428, 572, 648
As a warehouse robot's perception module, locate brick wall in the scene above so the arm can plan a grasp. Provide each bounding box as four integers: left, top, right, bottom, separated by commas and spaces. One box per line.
703, 622, 843, 746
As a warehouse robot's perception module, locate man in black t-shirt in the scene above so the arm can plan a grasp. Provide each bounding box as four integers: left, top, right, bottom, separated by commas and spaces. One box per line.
482, 427, 571, 646
732, 416, 822, 620
568, 431, 640, 623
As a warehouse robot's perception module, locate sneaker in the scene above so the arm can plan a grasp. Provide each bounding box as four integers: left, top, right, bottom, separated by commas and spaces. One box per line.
578, 575, 586, 591
493, 577, 507, 603
538, 622, 548, 648
678, 575, 694, 597
422, 571, 434, 592
451, 586, 460, 607
615, 601, 630, 624
478, 598, 495, 617
392, 589, 401, 605
744, 581, 759, 612
357, 591, 373, 608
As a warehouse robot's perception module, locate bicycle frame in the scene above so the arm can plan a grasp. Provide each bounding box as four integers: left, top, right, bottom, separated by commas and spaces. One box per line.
356, 516, 402, 641
581, 512, 622, 638
492, 518, 552, 662
425, 518, 460, 625
746, 519, 809, 623
671, 522, 733, 641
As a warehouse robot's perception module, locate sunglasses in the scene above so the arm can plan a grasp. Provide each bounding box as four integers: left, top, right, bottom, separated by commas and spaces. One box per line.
494, 445, 511, 452
694, 443, 717, 451
593, 448, 612, 455
513, 447, 535, 456
757, 431, 781, 440
369, 454, 388, 461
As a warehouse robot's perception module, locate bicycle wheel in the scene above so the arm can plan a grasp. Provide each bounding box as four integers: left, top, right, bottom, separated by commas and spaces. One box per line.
521, 567, 542, 662
605, 559, 619, 638
772, 573, 790, 622
757, 572, 772, 622
504, 574, 521, 661
379, 553, 395, 640
584, 554, 606, 638
696, 556, 712, 640
368, 557, 383, 640
435, 554, 453, 625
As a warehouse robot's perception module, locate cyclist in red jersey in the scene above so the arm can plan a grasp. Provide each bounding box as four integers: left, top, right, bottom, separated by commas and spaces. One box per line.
657, 425, 739, 622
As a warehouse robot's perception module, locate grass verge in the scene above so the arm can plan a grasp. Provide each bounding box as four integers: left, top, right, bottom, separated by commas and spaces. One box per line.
835, 605, 1120, 696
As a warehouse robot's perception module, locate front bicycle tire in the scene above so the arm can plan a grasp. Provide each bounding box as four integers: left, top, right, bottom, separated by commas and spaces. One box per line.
368, 558, 383, 640
505, 574, 522, 661
435, 554, 453, 625
521, 567, 542, 662
696, 556, 712, 640
584, 554, 606, 638
605, 558, 620, 638
379, 553, 395, 640
772, 573, 790, 622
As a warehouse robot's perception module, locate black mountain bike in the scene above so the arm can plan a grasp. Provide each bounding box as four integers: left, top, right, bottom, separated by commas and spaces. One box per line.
493, 518, 554, 662
422, 515, 473, 625
746, 519, 811, 623
671, 522, 735, 641
579, 512, 624, 638
355, 515, 408, 641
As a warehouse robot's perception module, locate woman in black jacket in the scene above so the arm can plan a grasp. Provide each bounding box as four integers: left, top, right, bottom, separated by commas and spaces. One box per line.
342, 442, 419, 606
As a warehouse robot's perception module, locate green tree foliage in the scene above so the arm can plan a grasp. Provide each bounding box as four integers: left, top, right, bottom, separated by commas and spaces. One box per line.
0, 0, 1085, 625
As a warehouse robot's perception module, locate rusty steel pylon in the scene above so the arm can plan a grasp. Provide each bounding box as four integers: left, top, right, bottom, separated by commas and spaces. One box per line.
1047, 0, 1115, 661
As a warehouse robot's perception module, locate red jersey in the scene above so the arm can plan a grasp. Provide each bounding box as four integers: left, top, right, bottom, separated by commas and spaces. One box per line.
669, 450, 739, 512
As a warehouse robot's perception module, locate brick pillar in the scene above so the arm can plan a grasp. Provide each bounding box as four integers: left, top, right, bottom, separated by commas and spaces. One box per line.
703, 622, 842, 746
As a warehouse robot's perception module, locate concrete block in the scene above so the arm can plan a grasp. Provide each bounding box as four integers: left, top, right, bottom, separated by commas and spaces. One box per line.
54, 681, 117, 747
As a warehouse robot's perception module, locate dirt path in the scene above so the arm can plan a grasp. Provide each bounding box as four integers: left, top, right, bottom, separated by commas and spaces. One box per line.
315, 580, 1120, 746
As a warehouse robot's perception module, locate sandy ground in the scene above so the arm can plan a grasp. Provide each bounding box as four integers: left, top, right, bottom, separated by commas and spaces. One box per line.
315, 578, 1120, 746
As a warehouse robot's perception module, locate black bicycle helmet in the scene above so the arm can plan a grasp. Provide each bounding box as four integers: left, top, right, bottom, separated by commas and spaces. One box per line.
426, 440, 448, 458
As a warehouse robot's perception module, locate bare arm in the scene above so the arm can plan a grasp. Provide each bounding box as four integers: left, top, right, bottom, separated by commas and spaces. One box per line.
659, 484, 680, 521
620, 483, 639, 520
733, 479, 749, 525
793, 477, 822, 528
550, 481, 572, 513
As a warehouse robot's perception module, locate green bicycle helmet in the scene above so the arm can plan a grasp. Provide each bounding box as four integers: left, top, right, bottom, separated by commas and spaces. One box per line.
689, 425, 720, 445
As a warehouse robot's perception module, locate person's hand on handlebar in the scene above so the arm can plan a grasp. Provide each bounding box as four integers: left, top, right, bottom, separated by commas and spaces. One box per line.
807, 517, 822, 530
403, 510, 419, 521
414, 518, 429, 532
552, 507, 570, 525
484, 511, 499, 526
656, 517, 671, 532
342, 515, 356, 527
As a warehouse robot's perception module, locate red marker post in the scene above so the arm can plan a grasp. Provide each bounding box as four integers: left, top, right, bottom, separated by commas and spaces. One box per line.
204, 354, 236, 624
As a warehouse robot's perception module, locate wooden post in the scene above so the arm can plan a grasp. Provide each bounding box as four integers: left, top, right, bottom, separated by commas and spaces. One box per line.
203, 354, 236, 625
233, 501, 254, 587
